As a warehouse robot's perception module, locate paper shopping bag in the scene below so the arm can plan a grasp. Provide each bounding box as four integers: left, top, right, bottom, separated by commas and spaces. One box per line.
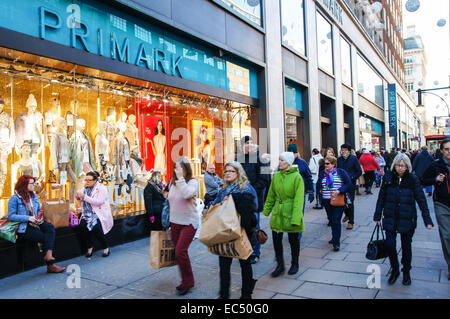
43, 199, 70, 228
207, 228, 253, 260
150, 230, 177, 269
198, 196, 241, 246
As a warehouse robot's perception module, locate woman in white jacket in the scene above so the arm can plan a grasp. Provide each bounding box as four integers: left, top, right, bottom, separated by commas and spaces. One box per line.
167, 157, 199, 296
309, 148, 323, 209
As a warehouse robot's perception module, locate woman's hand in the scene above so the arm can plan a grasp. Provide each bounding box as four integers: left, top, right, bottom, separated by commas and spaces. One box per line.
77, 191, 85, 200
426, 225, 433, 230
332, 190, 340, 197
29, 216, 42, 225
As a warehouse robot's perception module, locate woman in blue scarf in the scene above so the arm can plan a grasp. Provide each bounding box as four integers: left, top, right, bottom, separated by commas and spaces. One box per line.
211, 161, 258, 299
316, 156, 351, 251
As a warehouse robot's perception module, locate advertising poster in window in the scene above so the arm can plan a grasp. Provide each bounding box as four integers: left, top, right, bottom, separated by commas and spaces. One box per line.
142, 114, 170, 181
192, 119, 213, 174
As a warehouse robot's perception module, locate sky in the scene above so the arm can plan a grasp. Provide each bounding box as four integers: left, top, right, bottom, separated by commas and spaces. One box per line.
402, 0, 450, 122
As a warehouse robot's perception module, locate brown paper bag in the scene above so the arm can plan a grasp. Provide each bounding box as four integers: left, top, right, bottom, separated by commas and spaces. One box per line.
198, 196, 241, 246
150, 230, 176, 269
43, 199, 70, 228
207, 228, 253, 260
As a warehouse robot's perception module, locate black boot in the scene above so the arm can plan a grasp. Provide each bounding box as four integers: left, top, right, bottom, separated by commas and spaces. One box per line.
240, 279, 257, 299
388, 268, 400, 285
271, 255, 285, 278
288, 261, 299, 275
402, 270, 411, 286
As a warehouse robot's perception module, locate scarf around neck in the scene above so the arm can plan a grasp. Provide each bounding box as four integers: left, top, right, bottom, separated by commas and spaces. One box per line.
325, 168, 337, 189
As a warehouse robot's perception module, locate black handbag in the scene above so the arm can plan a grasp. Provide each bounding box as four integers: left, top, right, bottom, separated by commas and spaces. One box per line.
366, 223, 389, 260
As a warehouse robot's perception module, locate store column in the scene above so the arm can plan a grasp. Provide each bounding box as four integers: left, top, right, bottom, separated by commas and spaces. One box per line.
350, 43, 361, 151
306, 1, 321, 151
332, 26, 344, 149
265, 0, 284, 164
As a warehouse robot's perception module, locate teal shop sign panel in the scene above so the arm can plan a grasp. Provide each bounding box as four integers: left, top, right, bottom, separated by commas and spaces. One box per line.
0, 0, 258, 98
284, 80, 303, 112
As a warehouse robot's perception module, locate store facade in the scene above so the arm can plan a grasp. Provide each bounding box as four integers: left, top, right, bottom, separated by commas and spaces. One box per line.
0, 0, 264, 277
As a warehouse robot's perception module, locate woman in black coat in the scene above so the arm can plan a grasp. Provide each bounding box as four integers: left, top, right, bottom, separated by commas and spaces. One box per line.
144, 171, 166, 231
374, 154, 434, 286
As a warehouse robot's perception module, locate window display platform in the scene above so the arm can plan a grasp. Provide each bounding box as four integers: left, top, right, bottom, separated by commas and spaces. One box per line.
0, 213, 149, 279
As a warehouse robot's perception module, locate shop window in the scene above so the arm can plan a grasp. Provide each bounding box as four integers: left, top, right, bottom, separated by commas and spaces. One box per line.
316, 12, 334, 75
0, 47, 257, 219
281, 0, 306, 56
284, 80, 303, 112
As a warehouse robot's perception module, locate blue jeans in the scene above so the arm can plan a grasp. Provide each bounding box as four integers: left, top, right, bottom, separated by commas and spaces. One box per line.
251, 212, 261, 257
323, 199, 345, 247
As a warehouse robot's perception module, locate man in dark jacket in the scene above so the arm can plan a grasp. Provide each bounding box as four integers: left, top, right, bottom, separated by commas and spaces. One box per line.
412, 146, 434, 196
421, 138, 450, 280
288, 143, 315, 205
337, 144, 362, 229
387, 148, 398, 169
236, 136, 271, 264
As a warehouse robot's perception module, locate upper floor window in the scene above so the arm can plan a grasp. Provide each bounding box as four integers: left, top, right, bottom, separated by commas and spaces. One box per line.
316, 12, 334, 75
215, 0, 262, 27
340, 37, 352, 86
281, 0, 306, 56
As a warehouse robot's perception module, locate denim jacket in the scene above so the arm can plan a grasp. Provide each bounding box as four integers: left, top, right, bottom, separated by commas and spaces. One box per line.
7, 193, 41, 234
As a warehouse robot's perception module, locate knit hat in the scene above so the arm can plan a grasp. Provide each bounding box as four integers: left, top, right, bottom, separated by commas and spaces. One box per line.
287, 143, 298, 153
280, 151, 295, 166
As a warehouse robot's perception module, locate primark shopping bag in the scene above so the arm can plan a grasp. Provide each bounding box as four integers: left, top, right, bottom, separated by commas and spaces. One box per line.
198, 196, 241, 246
150, 230, 177, 269
207, 228, 253, 260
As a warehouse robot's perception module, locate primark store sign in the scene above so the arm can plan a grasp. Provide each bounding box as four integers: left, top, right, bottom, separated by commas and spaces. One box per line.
0, 0, 258, 97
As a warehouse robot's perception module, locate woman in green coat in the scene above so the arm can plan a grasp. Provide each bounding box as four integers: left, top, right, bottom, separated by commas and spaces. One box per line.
263, 152, 305, 277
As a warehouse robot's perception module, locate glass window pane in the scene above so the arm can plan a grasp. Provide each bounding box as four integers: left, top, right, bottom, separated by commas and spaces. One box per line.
356, 54, 384, 107
316, 12, 333, 74
340, 37, 352, 86
217, 0, 262, 26
281, 0, 306, 56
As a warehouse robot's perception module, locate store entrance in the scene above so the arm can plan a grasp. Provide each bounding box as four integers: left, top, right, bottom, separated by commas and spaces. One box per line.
320, 94, 337, 152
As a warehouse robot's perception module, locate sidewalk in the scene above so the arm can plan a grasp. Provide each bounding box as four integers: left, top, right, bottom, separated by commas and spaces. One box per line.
0, 187, 448, 299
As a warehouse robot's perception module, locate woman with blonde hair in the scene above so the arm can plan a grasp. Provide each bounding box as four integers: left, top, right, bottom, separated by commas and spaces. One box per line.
167, 157, 199, 296
211, 161, 258, 299
374, 153, 433, 286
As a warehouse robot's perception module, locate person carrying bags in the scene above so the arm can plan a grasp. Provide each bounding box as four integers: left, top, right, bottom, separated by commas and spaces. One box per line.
263, 152, 305, 277
210, 161, 258, 299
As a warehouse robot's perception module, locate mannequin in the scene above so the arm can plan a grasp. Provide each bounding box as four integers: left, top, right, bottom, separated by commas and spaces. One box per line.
69, 118, 96, 178
111, 121, 131, 184
105, 107, 116, 143
45, 98, 60, 140
14, 94, 43, 155
95, 121, 110, 168
0, 96, 14, 196
13, 141, 44, 184
129, 145, 144, 178
125, 114, 139, 153
49, 118, 76, 203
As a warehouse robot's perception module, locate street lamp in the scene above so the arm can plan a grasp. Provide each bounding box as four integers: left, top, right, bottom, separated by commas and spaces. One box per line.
416, 86, 450, 116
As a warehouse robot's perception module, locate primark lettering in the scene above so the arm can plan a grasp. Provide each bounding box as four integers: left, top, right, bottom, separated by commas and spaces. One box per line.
39, 7, 184, 78
210, 242, 240, 258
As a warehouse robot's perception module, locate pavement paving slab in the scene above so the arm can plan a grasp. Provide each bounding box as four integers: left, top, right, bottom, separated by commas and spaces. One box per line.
1, 186, 449, 299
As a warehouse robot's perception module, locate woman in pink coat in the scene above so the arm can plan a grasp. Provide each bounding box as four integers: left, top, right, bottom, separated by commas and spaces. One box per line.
359, 150, 381, 194
76, 171, 114, 258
